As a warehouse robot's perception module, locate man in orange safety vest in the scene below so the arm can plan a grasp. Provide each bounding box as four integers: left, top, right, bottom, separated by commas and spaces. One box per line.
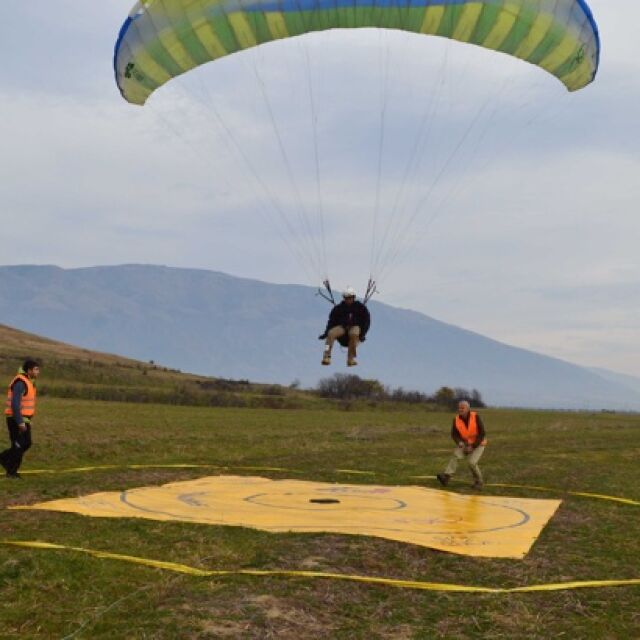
1, 360, 41, 479
437, 400, 486, 490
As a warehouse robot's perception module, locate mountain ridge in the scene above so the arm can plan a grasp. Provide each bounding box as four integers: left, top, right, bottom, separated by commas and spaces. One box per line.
0, 263, 638, 411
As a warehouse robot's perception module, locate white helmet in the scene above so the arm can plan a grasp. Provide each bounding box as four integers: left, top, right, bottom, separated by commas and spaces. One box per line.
342, 286, 356, 299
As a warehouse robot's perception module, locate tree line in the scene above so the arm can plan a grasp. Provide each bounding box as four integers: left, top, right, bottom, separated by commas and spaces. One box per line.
316, 374, 485, 409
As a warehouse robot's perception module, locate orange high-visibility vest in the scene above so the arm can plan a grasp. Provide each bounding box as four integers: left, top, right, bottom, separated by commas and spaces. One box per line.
4, 374, 37, 419
454, 412, 487, 446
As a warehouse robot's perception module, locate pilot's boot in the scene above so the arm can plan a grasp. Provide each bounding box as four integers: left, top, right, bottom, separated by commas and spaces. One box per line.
321, 345, 331, 366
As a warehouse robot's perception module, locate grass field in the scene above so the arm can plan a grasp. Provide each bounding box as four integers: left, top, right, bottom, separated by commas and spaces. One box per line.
1, 396, 639, 639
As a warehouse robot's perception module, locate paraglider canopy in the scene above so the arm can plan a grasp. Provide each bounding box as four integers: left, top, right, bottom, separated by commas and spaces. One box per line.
115, 0, 600, 106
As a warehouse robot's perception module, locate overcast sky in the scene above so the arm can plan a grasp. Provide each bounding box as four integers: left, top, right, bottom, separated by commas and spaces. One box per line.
1, 1, 639, 376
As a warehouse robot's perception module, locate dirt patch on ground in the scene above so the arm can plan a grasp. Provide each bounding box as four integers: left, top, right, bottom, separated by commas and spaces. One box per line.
244, 593, 329, 630
172, 582, 342, 640
344, 426, 385, 441
201, 592, 339, 639
299, 555, 328, 570
373, 622, 417, 639
268, 534, 436, 579
405, 425, 442, 435
554, 502, 594, 525
198, 618, 251, 637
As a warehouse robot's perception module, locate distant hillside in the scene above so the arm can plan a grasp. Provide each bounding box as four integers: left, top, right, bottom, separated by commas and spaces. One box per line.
1, 264, 639, 411
587, 367, 640, 397
0, 323, 311, 409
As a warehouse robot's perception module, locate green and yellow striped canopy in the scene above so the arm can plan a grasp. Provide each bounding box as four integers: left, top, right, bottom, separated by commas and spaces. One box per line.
114, 0, 600, 105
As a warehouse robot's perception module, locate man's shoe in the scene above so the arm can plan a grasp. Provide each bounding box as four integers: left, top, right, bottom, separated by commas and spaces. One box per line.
6, 472, 22, 479
436, 473, 450, 487
347, 359, 357, 367
321, 354, 331, 366
471, 471, 483, 490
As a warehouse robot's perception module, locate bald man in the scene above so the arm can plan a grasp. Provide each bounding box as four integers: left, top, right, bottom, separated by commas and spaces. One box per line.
436, 400, 487, 490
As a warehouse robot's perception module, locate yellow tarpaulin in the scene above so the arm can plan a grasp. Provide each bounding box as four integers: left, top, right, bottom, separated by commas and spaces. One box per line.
15, 475, 561, 559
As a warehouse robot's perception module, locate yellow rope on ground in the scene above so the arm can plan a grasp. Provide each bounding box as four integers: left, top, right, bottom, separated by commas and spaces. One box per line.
487, 483, 640, 507
334, 469, 376, 475
24, 465, 121, 475
21, 464, 300, 475
1, 540, 639, 594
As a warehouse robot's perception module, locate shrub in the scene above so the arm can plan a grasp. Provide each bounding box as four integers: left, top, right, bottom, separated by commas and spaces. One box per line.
317, 374, 386, 400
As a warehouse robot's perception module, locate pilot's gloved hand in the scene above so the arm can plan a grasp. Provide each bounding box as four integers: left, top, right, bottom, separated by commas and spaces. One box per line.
318, 333, 328, 340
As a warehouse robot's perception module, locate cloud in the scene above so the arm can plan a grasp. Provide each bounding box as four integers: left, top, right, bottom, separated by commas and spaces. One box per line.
1, 0, 639, 376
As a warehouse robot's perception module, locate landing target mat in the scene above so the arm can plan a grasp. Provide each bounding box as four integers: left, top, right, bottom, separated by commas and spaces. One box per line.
17, 475, 561, 558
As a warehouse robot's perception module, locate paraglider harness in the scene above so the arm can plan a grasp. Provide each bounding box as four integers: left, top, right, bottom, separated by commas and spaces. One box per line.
317, 279, 375, 347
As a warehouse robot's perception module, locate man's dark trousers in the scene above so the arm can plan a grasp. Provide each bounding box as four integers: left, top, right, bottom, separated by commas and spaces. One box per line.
0, 417, 32, 475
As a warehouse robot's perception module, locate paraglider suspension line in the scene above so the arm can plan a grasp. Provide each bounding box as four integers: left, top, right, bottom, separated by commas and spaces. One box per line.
317, 279, 336, 305
363, 278, 378, 305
